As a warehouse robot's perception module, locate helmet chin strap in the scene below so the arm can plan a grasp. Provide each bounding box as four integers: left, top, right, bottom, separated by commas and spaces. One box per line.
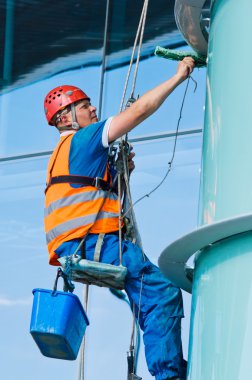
56, 103, 80, 132
70, 103, 80, 130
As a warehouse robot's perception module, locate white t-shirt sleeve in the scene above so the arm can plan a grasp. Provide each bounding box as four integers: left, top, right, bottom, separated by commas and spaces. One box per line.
102, 117, 114, 148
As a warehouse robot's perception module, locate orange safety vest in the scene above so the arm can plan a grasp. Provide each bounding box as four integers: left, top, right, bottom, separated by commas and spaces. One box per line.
44, 134, 120, 265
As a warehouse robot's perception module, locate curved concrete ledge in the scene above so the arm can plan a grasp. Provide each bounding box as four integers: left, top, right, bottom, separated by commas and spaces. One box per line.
158, 213, 252, 293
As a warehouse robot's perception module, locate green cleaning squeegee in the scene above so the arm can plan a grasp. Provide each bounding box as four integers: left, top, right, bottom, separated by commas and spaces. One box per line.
155, 46, 207, 68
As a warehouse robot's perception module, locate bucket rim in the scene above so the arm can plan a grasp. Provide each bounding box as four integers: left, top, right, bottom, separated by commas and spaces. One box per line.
32, 288, 89, 325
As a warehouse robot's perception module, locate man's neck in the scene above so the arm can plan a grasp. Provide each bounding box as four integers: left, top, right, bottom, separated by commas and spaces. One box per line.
60, 130, 76, 137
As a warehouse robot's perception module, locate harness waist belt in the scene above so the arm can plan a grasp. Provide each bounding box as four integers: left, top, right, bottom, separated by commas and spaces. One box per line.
46, 175, 112, 192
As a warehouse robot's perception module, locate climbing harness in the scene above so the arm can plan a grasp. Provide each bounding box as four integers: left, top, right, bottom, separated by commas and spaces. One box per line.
46, 174, 113, 192
46, 133, 128, 289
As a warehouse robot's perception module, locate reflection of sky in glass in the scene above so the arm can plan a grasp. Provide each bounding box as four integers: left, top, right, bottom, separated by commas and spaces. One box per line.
0, 54, 206, 379
0, 66, 101, 155
0, 52, 205, 155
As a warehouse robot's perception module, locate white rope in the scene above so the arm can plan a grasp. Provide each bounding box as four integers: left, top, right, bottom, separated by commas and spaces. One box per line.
118, 0, 149, 257
119, 0, 149, 113
118, 171, 123, 266
78, 284, 89, 380
129, 273, 144, 377
131, 0, 149, 98
117, 3, 149, 378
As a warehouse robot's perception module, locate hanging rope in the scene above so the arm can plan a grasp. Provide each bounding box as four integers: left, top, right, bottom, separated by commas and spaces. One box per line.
130, 0, 149, 99
116, 2, 150, 379
127, 272, 144, 379
98, 0, 110, 120
117, 0, 149, 253
119, 0, 149, 113
78, 284, 89, 380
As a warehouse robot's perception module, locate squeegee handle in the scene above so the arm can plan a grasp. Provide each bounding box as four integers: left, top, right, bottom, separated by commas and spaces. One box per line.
155, 46, 207, 68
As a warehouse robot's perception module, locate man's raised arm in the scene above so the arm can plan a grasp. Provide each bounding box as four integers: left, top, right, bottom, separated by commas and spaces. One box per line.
108, 57, 195, 143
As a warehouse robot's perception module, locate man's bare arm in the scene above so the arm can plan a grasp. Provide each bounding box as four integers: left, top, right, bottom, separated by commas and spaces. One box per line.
108, 57, 195, 143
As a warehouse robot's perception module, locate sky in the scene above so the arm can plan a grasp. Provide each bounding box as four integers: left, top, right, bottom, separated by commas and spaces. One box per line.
0, 51, 206, 380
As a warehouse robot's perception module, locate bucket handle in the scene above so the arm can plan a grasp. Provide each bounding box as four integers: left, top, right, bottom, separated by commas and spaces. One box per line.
53, 268, 75, 293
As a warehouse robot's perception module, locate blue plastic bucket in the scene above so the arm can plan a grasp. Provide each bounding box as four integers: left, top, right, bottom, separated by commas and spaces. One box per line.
30, 288, 89, 360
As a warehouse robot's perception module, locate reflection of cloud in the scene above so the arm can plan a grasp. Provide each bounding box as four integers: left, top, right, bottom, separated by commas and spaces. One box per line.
0, 296, 32, 306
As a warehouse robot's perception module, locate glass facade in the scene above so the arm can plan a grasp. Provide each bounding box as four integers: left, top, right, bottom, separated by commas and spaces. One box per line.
0, 31, 206, 380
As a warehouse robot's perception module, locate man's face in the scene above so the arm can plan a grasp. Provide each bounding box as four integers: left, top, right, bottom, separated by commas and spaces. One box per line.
74, 99, 98, 127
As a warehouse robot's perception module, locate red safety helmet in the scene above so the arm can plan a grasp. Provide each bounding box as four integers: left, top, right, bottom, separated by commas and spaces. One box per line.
44, 85, 90, 125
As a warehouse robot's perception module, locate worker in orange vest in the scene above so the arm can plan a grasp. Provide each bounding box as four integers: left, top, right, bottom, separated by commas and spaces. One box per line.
44, 57, 195, 380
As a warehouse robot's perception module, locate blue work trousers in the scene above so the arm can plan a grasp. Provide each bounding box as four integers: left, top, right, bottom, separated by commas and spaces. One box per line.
58, 234, 186, 380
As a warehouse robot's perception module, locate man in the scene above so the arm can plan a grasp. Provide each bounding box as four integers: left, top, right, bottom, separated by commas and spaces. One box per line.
44, 57, 195, 380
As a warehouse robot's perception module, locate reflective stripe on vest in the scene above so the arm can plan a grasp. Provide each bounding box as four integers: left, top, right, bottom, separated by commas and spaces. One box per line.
44, 190, 118, 218
44, 133, 120, 265
46, 210, 119, 244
